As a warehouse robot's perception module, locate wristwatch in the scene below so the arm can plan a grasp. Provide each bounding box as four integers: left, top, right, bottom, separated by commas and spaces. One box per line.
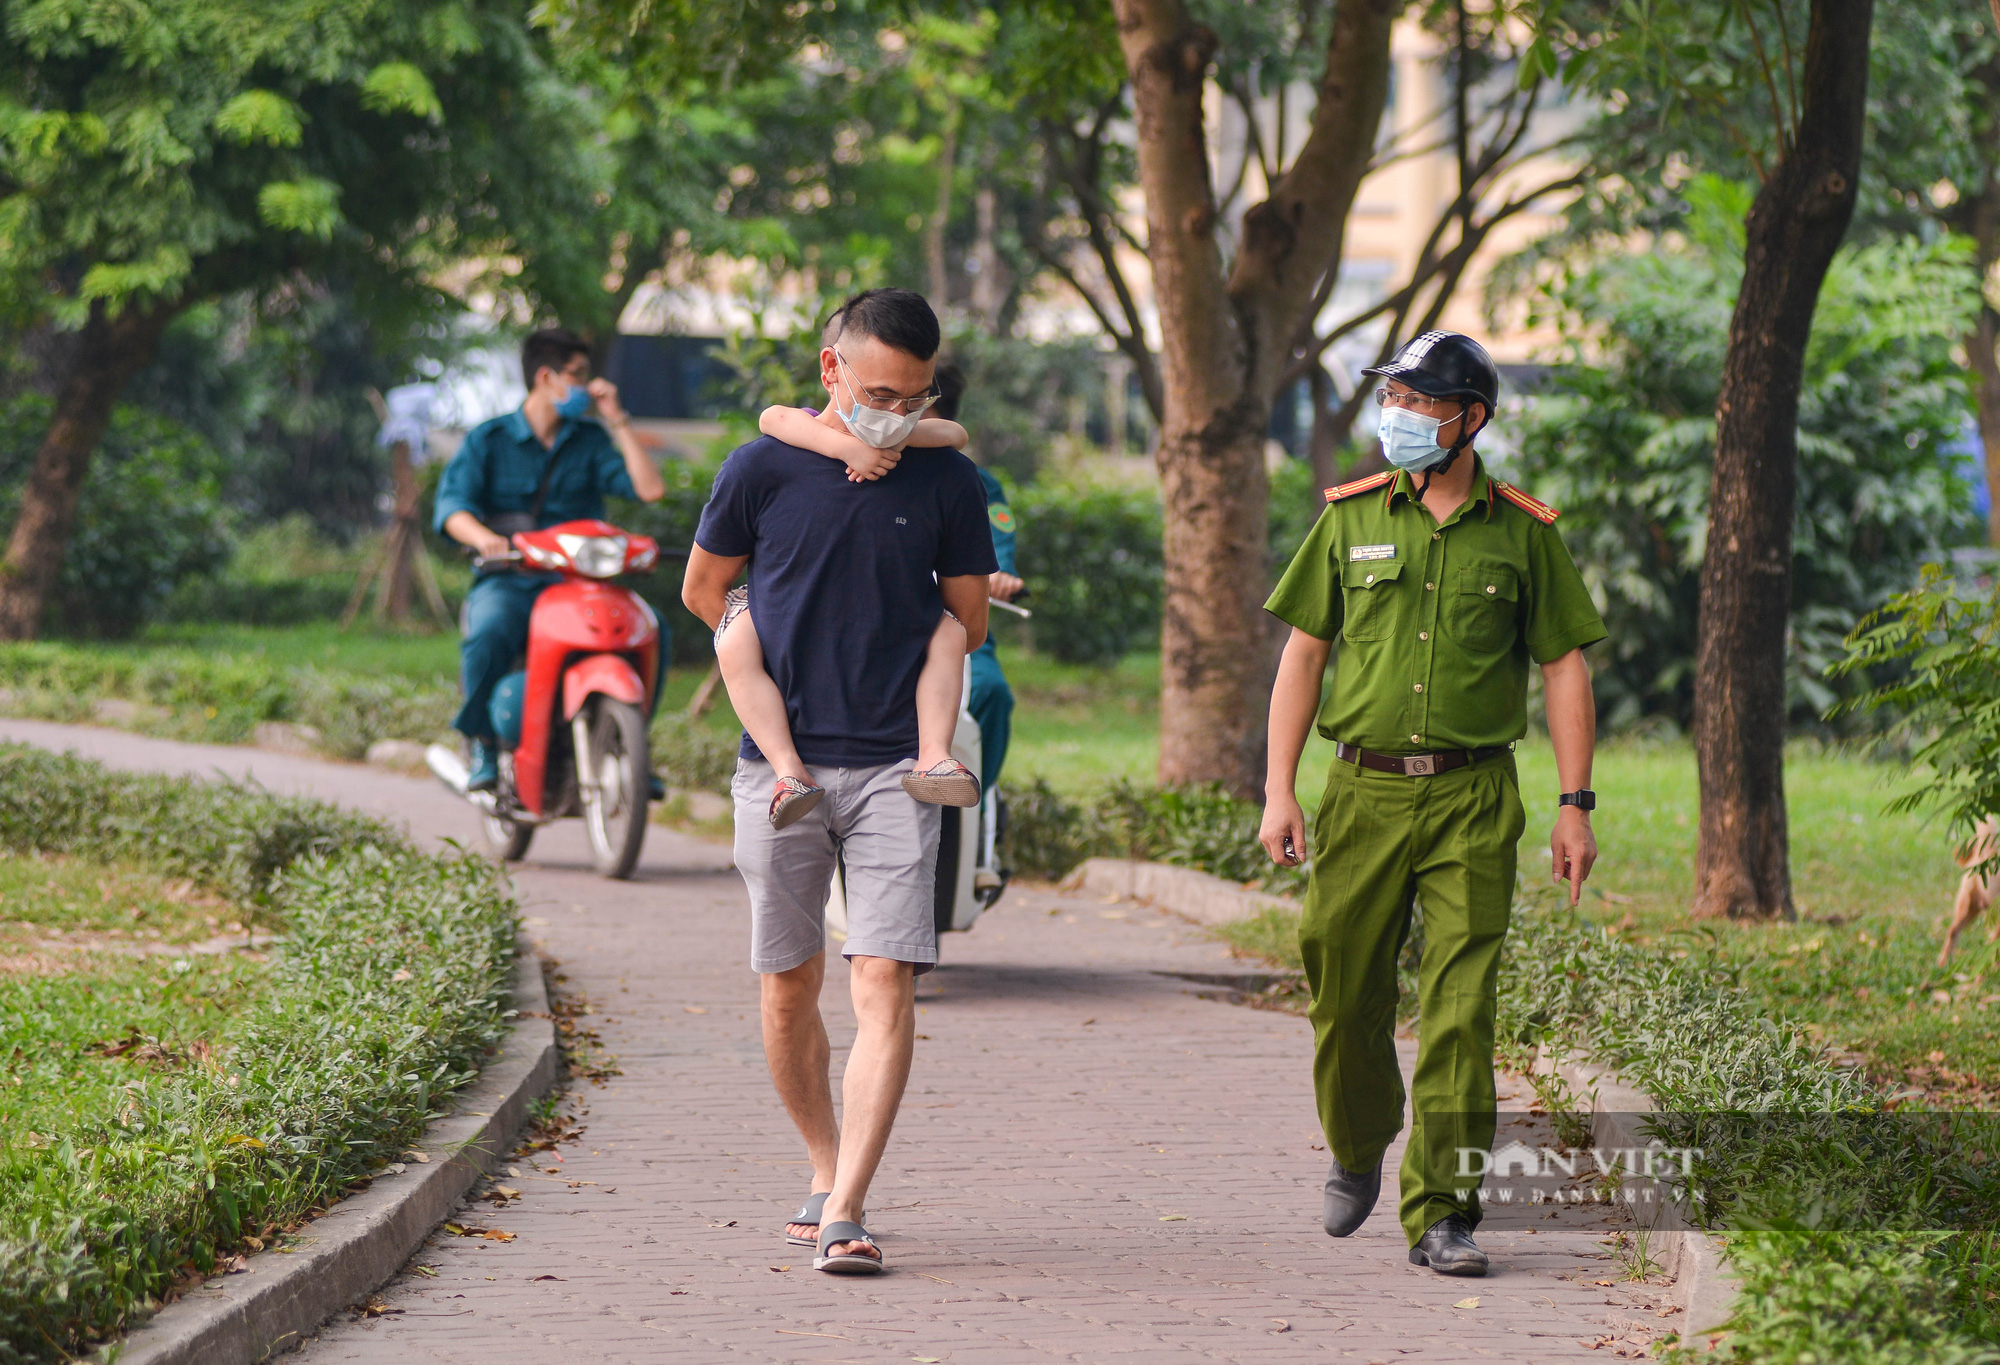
1559, 789, 1596, 811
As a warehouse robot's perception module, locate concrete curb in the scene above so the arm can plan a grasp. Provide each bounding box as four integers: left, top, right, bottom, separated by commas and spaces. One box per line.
1060, 857, 1298, 926
1536, 1051, 1740, 1352
102, 938, 561, 1365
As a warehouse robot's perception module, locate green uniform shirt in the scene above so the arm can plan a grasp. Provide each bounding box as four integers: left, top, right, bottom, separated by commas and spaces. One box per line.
1265, 457, 1605, 754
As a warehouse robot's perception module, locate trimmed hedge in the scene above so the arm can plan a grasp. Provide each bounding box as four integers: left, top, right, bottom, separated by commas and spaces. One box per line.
0, 643, 458, 759
1003, 777, 1308, 898
1494, 897, 1998, 1363
0, 746, 519, 1362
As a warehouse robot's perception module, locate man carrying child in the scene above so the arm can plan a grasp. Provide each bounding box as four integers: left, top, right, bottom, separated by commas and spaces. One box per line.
681, 288, 996, 1275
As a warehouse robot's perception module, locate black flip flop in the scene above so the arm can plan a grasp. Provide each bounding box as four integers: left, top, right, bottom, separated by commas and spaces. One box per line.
814, 1220, 884, 1275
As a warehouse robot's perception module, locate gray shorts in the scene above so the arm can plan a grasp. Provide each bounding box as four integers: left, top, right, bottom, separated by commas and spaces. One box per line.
731, 756, 941, 976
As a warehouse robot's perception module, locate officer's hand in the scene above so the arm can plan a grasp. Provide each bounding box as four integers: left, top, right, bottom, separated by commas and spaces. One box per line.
1259, 797, 1308, 867
587, 377, 626, 425
1551, 807, 1597, 906
474, 530, 512, 560
989, 572, 1023, 601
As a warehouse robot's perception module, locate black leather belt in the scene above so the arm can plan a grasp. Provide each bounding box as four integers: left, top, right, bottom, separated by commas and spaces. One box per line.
1333, 741, 1509, 777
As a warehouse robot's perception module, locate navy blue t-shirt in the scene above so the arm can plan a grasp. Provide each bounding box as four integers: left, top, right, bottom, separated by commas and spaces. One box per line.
695, 435, 999, 767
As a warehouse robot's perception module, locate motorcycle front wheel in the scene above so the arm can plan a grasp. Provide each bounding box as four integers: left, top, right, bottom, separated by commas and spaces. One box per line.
574, 696, 650, 879
483, 810, 534, 862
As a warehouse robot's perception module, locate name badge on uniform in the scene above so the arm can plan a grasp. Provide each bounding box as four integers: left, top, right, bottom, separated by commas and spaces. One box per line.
1349, 544, 1397, 561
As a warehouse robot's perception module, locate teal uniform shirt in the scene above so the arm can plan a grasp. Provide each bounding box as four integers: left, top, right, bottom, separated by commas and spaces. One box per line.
970, 466, 1015, 790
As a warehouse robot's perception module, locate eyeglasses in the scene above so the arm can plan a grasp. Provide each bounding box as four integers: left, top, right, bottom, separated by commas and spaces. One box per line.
1375, 387, 1458, 415
835, 348, 940, 415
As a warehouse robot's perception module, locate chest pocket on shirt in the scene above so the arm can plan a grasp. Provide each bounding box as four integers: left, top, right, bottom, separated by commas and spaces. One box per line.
1340, 560, 1404, 642
1453, 564, 1520, 652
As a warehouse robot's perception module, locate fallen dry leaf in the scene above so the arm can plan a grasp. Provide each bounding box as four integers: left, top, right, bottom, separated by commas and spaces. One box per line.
1158, 1214, 1186, 1222
1593, 1279, 1616, 1287
684, 1006, 708, 1014
767, 1264, 790, 1272
478, 1229, 516, 1242
406, 1151, 431, 1164
1269, 1318, 1291, 1334
1453, 1297, 1480, 1309
391, 969, 413, 982
411, 1266, 438, 1278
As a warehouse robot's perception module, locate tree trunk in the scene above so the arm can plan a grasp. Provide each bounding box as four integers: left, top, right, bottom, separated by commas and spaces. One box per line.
1114, 0, 1397, 797
1307, 365, 1340, 491
0, 301, 176, 640
1691, 0, 1871, 921
926, 111, 958, 308
970, 184, 1004, 328
381, 440, 421, 622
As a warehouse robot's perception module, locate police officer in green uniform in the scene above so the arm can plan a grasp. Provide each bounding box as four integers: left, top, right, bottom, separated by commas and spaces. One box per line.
1257, 332, 1605, 1277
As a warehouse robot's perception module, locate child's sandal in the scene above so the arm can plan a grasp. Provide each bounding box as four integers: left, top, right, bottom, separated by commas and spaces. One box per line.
901, 759, 980, 808
769, 776, 825, 830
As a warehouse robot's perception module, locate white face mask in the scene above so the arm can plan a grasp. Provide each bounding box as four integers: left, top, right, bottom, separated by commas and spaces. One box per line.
1377, 404, 1451, 472
832, 350, 926, 450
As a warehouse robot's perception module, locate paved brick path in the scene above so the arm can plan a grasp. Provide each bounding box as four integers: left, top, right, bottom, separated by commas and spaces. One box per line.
0, 720, 1678, 1362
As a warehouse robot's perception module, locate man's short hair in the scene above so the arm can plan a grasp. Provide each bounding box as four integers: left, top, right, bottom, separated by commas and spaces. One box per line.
931, 362, 966, 422
821, 289, 941, 362
521, 328, 590, 388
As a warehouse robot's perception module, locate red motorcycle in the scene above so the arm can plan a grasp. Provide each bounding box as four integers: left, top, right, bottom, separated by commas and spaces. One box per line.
426, 519, 664, 879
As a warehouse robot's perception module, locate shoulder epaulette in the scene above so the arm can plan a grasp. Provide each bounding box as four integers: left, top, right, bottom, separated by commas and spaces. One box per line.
1323, 471, 1397, 504
1494, 481, 1560, 524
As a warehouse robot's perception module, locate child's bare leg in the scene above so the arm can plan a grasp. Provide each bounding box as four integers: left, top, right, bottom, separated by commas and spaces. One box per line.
913, 612, 968, 771
716, 610, 812, 784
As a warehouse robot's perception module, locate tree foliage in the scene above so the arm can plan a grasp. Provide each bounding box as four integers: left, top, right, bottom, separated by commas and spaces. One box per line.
0, 397, 228, 637
1507, 177, 1980, 731
1836, 566, 2000, 870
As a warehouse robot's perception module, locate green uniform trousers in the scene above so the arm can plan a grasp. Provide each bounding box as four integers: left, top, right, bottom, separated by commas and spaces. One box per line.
1298, 750, 1524, 1246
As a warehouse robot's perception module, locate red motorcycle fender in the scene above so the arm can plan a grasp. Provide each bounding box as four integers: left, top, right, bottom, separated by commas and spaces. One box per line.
563, 653, 647, 721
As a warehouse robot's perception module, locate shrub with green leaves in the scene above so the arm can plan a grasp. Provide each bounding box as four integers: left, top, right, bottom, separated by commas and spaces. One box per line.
1832, 565, 2000, 867
1491, 898, 1998, 1361
0, 747, 518, 1361
287, 668, 460, 761
1001, 777, 1306, 897
1506, 176, 1980, 732
649, 711, 738, 794
0, 398, 231, 640
0, 642, 458, 754
1012, 482, 1163, 666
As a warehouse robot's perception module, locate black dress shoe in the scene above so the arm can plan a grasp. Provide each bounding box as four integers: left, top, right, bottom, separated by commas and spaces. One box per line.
1322, 1155, 1383, 1237
1408, 1213, 1488, 1276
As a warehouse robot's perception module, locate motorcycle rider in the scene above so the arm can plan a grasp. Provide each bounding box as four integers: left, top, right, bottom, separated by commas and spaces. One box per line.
435, 328, 667, 791
930, 364, 1019, 793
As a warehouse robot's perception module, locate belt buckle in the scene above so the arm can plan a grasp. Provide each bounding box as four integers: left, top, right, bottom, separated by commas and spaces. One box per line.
1405, 754, 1435, 776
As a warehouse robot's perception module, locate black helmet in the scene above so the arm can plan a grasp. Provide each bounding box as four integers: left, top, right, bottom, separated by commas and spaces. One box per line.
1361, 331, 1499, 414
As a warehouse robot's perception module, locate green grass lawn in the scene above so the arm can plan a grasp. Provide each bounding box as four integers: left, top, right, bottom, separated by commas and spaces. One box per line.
0, 852, 264, 1146
131, 621, 462, 682
994, 646, 1993, 1099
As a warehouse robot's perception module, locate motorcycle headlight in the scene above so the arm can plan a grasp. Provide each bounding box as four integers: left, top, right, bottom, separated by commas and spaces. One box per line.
556, 533, 628, 578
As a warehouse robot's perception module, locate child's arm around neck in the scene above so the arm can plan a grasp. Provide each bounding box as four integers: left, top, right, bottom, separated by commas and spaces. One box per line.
759, 405, 966, 482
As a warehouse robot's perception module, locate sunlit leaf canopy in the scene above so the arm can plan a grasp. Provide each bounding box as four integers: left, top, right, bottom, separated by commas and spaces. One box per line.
0, 0, 597, 325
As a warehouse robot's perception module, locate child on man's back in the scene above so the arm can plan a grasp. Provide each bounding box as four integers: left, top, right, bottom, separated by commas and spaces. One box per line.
711, 402, 980, 830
